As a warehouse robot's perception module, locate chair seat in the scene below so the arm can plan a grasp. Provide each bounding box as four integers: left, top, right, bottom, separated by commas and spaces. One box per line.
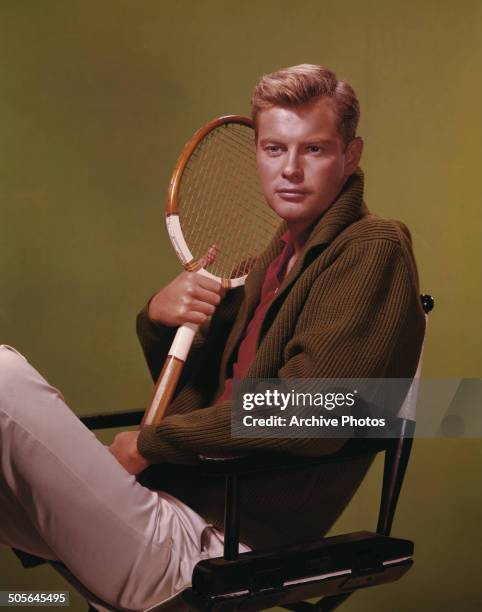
181, 531, 413, 611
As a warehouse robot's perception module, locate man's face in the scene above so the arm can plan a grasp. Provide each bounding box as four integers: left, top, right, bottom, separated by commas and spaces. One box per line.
255, 98, 361, 233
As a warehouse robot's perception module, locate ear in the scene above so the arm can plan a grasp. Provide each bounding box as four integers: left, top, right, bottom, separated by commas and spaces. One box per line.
343, 136, 363, 178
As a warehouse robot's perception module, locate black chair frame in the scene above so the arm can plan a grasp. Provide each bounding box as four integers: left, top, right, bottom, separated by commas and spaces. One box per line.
13, 295, 434, 612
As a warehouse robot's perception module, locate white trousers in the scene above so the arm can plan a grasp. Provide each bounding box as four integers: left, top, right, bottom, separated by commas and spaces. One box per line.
0, 345, 249, 611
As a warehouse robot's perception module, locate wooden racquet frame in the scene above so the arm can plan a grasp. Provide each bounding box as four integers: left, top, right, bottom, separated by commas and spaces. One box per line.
141, 115, 259, 428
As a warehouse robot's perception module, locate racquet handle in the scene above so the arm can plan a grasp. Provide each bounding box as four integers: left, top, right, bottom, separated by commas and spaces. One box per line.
141, 323, 198, 428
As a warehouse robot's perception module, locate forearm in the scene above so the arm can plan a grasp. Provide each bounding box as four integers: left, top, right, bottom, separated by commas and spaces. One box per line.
137, 402, 345, 464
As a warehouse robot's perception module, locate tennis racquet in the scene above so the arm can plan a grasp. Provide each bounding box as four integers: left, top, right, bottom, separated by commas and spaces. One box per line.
141, 115, 280, 427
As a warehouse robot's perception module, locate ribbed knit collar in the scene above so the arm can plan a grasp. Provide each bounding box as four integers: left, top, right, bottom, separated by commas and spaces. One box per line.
303, 166, 366, 251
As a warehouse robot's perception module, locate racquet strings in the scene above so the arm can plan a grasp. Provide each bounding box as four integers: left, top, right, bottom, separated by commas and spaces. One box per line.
177, 122, 280, 279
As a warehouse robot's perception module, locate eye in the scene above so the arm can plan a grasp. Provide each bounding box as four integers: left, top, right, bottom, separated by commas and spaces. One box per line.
306, 145, 323, 154
264, 144, 283, 155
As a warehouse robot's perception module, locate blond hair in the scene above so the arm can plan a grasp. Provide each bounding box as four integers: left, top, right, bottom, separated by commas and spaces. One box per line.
251, 64, 360, 146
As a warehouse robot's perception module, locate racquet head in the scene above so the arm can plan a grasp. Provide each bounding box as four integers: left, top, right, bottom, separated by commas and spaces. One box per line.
165, 115, 281, 288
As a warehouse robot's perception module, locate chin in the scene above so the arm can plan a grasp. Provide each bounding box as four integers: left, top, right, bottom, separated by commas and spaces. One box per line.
266, 198, 311, 225
268, 205, 299, 223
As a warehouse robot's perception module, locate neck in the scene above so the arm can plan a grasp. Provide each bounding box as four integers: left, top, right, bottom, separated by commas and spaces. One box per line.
286, 220, 317, 256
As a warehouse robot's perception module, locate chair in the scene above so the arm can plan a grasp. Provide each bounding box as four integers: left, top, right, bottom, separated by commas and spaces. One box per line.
13, 295, 434, 612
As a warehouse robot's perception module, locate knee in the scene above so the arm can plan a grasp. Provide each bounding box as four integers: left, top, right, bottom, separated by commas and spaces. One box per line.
0, 344, 29, 382
0, 346, 49, 412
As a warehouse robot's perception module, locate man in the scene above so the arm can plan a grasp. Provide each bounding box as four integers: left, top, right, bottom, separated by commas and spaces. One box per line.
0, 65, 425, 610
119, 64, 425, 546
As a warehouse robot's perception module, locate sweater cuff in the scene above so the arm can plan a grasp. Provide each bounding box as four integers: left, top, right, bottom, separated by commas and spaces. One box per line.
137, 423, 196, 465
137, 425, 161, 462
136, 301, 174, 339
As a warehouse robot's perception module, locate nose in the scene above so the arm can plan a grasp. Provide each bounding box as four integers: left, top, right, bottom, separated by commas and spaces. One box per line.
281, 150, 303, 182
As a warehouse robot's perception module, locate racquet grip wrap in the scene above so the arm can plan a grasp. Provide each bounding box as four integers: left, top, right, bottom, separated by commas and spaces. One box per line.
141, 323, 198, 427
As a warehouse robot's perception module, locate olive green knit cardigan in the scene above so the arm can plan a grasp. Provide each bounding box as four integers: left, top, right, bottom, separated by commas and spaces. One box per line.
137, 167, 425, 462
135, 168, 425, 547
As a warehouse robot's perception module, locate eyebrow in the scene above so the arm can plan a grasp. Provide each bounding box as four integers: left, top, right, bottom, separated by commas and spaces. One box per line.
305, 139, 335, 146
258, 138, 335, 146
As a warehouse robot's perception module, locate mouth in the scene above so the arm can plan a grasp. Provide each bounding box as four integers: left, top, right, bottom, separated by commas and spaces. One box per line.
276, 188, 308, 200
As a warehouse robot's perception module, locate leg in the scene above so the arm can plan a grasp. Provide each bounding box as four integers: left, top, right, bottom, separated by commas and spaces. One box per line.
0, 345, 220, 611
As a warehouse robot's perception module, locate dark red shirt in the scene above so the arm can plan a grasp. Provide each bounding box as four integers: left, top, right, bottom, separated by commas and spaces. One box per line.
215, 232, 294, 404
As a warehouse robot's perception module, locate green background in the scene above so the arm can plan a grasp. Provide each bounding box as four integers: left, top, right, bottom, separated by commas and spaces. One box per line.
1, 0, 481, 610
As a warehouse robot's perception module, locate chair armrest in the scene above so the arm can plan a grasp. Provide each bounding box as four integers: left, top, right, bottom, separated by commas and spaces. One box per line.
79, 409, 144, 430
196, 437, 386, 476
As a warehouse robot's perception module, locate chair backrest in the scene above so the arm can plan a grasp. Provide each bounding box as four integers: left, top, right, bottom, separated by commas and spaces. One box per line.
376, 418, 415, 536
376, 294, 433, 536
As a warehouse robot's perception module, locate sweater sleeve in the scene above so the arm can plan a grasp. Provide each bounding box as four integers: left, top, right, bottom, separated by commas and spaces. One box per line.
136, 305, 177, 383
136, 304, 210, 383
137, 238, 425, 464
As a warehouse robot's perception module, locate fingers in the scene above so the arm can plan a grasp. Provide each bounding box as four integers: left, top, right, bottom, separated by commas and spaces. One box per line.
177, 295, 217, 326
108, 431, 150, 475
187, 282, 223, 306
171, 274, 223, 326
195, 273, 224, 294
147, 245, 225, 327
181, 309, 211, 325
188, 298, 217, 317
188, 245, 224, 296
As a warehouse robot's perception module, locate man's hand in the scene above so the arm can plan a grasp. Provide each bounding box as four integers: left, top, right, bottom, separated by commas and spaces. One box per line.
108, 431, 150, 475
148, 270, 225, 327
